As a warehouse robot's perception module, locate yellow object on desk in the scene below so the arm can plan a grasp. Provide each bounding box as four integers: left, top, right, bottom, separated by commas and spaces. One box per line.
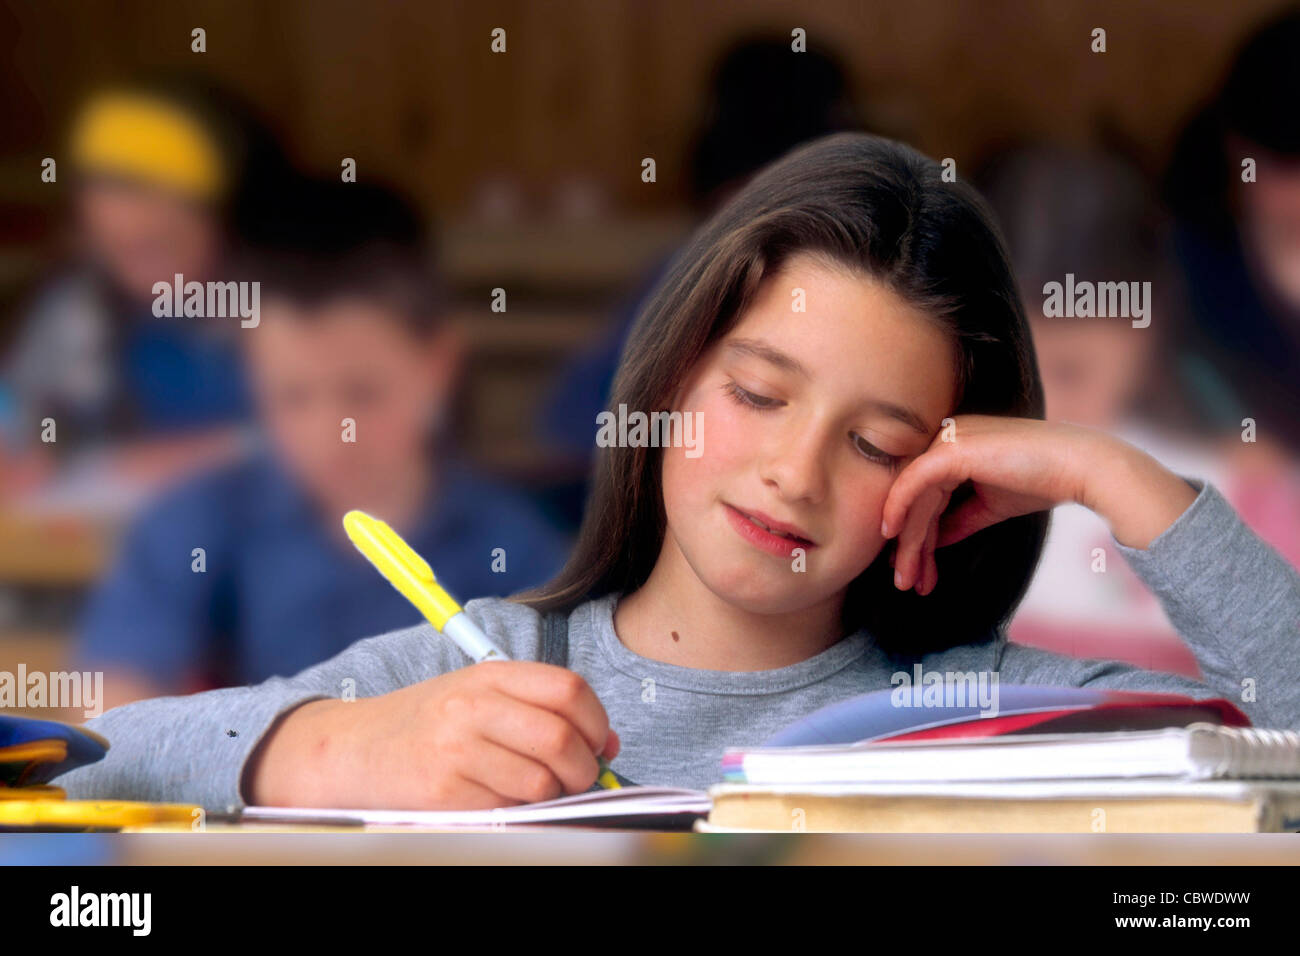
0, 784, 65, 800
0, 799, 201, 830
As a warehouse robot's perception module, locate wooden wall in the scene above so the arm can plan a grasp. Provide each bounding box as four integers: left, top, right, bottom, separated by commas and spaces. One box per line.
3, 0, 1295, 213
2, 0, 1294, 468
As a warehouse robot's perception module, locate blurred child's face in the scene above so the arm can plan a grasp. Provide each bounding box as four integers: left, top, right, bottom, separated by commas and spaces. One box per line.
76, 177, 219, 301
1236, 154, 1300, 314
1029, 315, 1153, 428
659, 252, 957, 616
247, 297, 459, 515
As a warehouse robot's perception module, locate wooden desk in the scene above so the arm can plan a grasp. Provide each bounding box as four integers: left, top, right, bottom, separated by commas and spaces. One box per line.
32, 830, 1300, 866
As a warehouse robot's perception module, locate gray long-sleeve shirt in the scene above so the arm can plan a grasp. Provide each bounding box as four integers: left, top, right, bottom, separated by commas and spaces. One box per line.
55, 480, 1300, 810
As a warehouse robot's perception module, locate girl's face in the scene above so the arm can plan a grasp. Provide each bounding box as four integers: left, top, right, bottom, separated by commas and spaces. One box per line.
660, 251, 958, 616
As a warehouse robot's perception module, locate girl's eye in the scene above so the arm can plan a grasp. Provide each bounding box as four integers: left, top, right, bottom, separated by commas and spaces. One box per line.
722, 380, 781, 410
852, 433, 902, 468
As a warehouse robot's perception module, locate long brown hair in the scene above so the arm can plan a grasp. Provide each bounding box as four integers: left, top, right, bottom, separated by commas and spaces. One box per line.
517, 132, 1047, 653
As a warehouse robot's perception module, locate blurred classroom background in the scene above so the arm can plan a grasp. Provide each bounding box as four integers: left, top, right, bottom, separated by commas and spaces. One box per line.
2, 0, 1300, 720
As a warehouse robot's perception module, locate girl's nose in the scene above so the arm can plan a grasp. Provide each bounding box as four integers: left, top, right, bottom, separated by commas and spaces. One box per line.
759, 424, 829, 503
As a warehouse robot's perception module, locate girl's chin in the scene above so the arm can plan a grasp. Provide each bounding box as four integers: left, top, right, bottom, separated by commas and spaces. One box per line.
701, 568, 835, 616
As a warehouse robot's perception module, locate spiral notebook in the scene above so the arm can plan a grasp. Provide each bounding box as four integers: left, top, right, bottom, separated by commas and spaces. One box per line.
720, 723, 1300, 786
706, 724, 1300, 832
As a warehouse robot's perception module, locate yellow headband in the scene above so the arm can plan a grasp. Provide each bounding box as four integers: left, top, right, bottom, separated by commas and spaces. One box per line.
69, 92, 226, 201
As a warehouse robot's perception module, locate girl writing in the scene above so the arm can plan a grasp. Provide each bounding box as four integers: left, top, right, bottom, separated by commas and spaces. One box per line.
59, 133, 1300, 809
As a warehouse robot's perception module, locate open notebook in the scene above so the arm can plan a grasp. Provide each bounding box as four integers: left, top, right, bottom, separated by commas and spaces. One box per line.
240, 786, 710, 829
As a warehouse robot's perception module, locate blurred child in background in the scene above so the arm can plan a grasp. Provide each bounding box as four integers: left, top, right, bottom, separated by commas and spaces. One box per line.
980, 145, 1300, 676
1, 77, 287, 506
71, 178, 572, 708
1164, 9, 1300, 456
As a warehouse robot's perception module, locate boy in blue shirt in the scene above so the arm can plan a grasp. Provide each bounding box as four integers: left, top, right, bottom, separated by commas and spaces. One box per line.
71, 179, 572, 708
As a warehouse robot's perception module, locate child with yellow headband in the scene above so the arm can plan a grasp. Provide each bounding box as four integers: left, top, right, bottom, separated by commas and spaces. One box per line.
1, 79, 288, 500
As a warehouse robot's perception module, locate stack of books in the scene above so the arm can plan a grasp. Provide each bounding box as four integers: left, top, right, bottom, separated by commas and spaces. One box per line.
695, 684, 1300, 832
704, 723, 1300, 832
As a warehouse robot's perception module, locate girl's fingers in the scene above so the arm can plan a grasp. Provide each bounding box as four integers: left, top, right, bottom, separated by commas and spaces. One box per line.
442, 771, 519, 810
881, 448, 965, 541
461, 739, 566, 806
474, 693, 605, 795
893, 486, 943, 590
478, 661, 610, 756
891, 501, 926, 590
919, 513, 941, 595
602, 728, 620, 761
914, 485, 949, 596
916, 486, 949, 595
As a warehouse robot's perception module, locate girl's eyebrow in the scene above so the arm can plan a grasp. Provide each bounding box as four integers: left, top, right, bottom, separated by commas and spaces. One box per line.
724, 336, 932, 435
726, 337, 811, 379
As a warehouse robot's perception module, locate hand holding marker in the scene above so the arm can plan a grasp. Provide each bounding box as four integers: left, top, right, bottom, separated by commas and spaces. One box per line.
342, 510, 621, 792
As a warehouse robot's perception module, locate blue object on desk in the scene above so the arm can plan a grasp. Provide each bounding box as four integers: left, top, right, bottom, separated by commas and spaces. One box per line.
0, 715, 108, 784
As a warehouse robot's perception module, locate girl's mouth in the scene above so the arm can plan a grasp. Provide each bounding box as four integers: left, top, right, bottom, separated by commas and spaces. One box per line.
723, 504, 816, 557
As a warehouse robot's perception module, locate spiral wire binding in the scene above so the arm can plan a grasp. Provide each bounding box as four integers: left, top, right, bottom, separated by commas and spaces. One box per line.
1187, 722, 1300, 778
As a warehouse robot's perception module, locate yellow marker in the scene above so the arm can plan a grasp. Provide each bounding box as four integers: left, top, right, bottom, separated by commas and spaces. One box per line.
342, 511, 620, 790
